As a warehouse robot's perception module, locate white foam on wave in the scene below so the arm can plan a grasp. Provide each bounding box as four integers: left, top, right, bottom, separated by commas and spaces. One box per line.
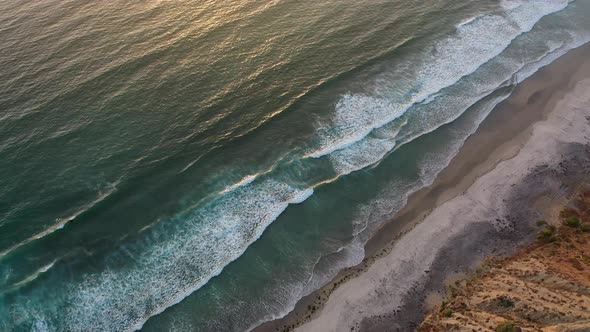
308, 0, 578, 187
0, 182, 119, 260
7, 260, 58, 292
456, 16, 477, 28
513, 39, 581, 85
320, 46, 561, 184
500, 0, 525, 11
416, 93, 511, 187
306, 96, 405, 158
310, 0, 569, 161
218, 173, 261, 195
5, 177, 314, 331
327, 119, 406, 175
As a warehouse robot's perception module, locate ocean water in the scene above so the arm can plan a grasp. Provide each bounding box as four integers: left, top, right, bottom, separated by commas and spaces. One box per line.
1, 0, 589, 331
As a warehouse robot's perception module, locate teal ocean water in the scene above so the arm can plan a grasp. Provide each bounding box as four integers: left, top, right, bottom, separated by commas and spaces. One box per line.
1, 0, 590, 331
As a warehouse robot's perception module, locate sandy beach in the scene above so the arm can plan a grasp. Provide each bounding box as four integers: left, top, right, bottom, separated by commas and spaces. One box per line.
254, 43, 590, 332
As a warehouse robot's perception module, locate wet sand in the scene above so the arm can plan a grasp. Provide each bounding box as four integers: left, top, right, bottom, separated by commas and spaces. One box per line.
254, 43, 590, 332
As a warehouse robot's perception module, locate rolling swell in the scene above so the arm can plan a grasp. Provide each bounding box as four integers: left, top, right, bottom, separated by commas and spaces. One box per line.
108, 2, 584, 332
306, 0, 571, 161
0, 0, 588, 331
147, 2, 590, 330
196, 0, 573, 205
210, 0, 575, 210
0, 182, 119, 260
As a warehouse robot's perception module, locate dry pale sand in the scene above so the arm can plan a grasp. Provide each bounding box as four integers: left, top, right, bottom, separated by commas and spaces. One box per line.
255, 44, 590, 332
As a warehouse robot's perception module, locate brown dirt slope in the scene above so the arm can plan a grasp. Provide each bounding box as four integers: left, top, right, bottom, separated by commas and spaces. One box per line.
419, 192, 590, 332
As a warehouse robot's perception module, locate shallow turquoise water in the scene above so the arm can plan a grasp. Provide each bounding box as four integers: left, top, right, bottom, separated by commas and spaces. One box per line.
1, 0, 589, 331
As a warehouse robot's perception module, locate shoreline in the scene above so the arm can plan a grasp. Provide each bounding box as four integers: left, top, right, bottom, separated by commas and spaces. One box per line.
254, 43, 590, 332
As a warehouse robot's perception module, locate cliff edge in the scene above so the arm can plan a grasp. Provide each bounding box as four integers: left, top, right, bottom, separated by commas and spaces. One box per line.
419, 192, 590, 332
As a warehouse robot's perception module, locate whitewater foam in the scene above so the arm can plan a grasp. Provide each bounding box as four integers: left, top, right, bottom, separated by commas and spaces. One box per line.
6, 260, 58, 293
29, 178, 315, 331
309, 0, 569, 162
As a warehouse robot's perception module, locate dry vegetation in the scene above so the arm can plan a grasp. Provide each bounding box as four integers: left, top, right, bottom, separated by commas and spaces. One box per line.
419, 192, 590, 332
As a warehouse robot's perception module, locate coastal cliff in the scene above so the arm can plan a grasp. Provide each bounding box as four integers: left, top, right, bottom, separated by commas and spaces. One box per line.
419, 192, 590, 332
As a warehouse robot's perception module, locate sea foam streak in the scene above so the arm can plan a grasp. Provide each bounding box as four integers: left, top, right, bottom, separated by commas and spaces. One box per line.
309, 0, 570, 160
304, 0, 570, 185
5, 260, 58, 292
324, 38, 568, 178
0, 183, 119, 260
7, 178, 313, 331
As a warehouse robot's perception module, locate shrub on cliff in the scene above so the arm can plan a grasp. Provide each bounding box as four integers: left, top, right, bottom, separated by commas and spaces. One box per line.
565, 216, 581, 228
495, 322, 521, 332
537, 226, 557, 242
497, 296, 514, 308
536, 220, 547, 227
440, 308, 453, 318
559, 208, 579, 218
